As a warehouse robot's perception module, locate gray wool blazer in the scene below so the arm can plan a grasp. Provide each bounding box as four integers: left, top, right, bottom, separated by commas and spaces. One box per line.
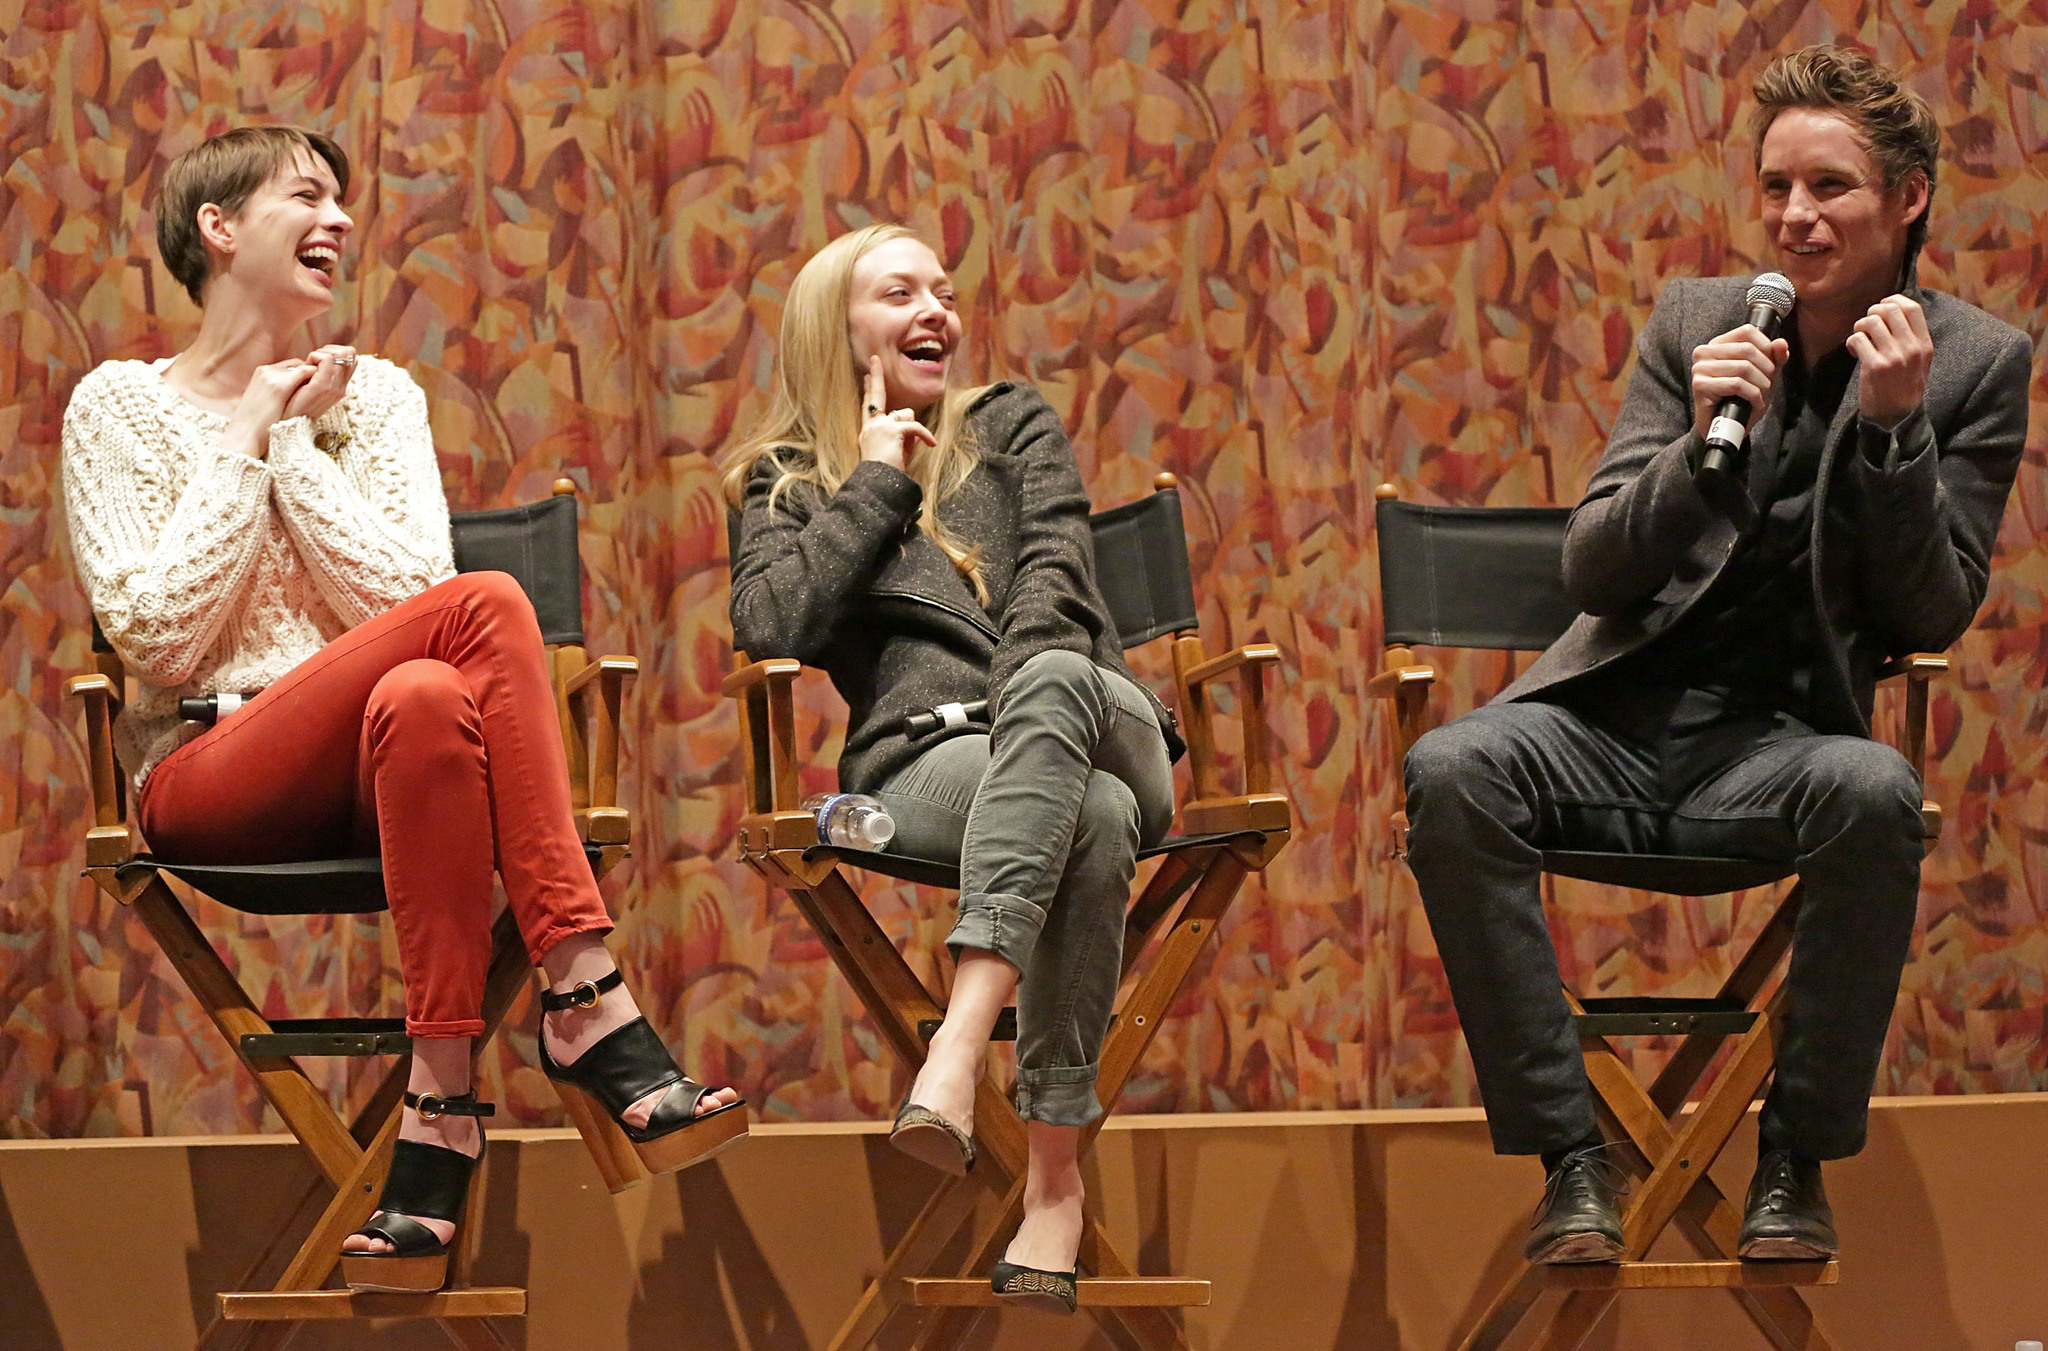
730, 382, 1183, 796
1497, 274, 2033, 735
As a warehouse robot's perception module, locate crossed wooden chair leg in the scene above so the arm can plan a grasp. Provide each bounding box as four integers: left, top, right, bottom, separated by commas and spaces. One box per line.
1458, 886, 1842, 1351
768, 837, 1271, 1351
115, 875, 645, 1351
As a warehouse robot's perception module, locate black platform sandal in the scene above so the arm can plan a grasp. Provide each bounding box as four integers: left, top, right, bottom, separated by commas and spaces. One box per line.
889, 1098, 976, 1176
341, 1090, 494, 1294
538, 970, 750, 1174
991, 1259, 1078, 1315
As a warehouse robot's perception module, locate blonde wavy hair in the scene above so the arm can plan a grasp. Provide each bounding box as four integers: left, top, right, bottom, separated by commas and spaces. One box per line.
722, 224, 991, 603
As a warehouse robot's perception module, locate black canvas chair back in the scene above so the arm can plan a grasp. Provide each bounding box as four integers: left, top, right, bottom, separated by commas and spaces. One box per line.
90, 493, 586, 654
722, 485, 1198, 651
1374, 496, 1578, 651
450, 493, 585, 647
1090, 484, 1199, 648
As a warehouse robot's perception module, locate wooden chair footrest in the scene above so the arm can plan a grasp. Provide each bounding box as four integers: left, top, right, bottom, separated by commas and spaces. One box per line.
1574, 1010, 1756, 1038
219, 1288, 527, 1320
1543, 1260, 1838, 1290
242, 1018, 411, 1057
902, 1277, 1211, 1307
919, 1007, 1018, 1042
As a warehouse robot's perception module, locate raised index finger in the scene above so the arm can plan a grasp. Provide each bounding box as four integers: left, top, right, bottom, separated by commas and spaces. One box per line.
864, 356, 885, 414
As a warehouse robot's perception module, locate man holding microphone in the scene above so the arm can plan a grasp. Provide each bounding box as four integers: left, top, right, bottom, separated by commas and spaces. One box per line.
1404, 46, 2033, 1262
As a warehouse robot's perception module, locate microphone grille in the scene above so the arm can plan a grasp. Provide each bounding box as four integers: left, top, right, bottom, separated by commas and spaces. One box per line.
1746, 272, 1796, 315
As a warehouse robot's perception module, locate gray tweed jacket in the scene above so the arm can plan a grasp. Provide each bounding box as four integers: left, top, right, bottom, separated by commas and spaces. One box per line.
1498, 274, 2033, 733
730, 382, 1182, 795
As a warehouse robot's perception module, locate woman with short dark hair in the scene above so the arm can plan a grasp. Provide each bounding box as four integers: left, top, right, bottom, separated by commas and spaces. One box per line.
62, 125, 746, 1293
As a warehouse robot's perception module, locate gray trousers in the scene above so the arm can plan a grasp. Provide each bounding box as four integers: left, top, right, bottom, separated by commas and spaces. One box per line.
877, 649, 1174, 1126
1404, 695, 1925, 1160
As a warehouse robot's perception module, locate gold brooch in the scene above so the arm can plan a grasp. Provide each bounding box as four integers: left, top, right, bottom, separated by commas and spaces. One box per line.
313, 430, 350, 457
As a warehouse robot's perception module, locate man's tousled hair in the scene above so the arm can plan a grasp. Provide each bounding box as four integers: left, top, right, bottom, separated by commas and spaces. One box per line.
1750, 45, 1939, 261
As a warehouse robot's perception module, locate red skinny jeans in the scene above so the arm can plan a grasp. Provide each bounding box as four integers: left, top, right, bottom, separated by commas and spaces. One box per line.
138, 572, 613, 1038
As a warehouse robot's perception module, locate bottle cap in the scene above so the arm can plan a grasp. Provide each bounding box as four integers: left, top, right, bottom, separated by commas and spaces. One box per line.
857, 809, 895, 846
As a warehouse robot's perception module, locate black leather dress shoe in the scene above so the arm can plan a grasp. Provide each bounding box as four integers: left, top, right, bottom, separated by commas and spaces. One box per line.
1738, 1149, 1837, 1260
1524, 1145, 1626, 1263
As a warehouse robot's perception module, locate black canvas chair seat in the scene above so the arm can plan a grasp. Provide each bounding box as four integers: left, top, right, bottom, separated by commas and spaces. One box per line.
124, 844, 609, 916
808, 829, 1269, 892
128, 855, 388, 914
1539, 851, 1792, 897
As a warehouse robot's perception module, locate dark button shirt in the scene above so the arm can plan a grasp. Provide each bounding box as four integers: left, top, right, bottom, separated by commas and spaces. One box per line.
1558, 338, 1858, 746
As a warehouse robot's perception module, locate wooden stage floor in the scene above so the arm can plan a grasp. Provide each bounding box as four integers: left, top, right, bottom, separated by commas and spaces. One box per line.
2, 1096, 2042, 1350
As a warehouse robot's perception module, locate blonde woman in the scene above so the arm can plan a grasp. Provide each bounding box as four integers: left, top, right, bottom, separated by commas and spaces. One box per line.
725, 224, 1183, 1311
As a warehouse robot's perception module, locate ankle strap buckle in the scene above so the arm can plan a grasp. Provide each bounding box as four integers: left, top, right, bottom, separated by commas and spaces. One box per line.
540, 968, 624, 1012
406, 1090, 496, 1121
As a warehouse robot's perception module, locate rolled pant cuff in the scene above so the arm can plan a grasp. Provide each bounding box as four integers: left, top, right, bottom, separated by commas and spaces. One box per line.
527, 914, 614, 966
406, 1018, 486, 1039
1015, 1063, 1104, 1127
946, 892, 1045, 972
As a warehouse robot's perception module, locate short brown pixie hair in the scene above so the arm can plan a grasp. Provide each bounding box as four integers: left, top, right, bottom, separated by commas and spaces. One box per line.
155, 126, 351, 305
1750, 45, 1940, 259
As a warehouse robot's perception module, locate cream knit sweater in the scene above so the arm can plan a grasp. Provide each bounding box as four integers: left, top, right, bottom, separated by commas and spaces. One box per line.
61, 354, 456, 784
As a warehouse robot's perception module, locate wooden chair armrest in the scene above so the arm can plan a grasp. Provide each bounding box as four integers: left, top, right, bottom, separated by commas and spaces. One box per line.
66, 672, 133, 864
726, 653, 807, 815
561, 655, 637, 844
565, 654, 637, 699
1364, 663, 1436, 699
1171, 639, 1286, 816
1368, 649, 1437, 853
1180, 643, 1282, 690
1876, 652, 1947, 838
1878, 652, 1947, 682
721, 656, 804, 697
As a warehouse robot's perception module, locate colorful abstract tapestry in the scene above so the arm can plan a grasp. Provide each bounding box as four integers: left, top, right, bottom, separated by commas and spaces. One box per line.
2, 0, 2044, 1137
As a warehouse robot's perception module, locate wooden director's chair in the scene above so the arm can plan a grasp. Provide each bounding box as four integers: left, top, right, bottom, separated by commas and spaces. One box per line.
1368, 484, 1945, 1351
725, 472, 1291, 1351
66, 481, 650, 1351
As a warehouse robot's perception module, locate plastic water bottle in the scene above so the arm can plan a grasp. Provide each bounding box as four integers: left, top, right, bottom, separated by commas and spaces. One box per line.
801, 793, 895, 851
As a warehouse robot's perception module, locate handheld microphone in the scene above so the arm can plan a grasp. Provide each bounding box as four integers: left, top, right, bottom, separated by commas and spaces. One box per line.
1696, 272, 1796, 499
903, 699, 988, 738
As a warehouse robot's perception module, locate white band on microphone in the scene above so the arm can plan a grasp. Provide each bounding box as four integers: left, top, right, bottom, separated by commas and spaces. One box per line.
1706, 414, 1749, 452
935, 702, 971, 730
216, 692, 246, 717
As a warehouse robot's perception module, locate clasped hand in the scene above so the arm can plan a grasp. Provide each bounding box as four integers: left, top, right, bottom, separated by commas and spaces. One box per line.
1846, 294, 1931, 429
225, 345, 357, 458
858, 356, 936, 470
1690, 293, 1931, 442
